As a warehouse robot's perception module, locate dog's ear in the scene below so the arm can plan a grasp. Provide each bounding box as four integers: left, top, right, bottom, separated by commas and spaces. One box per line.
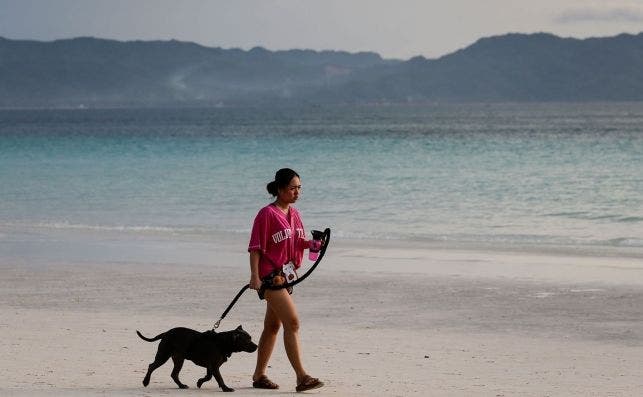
236, 325, 243, 331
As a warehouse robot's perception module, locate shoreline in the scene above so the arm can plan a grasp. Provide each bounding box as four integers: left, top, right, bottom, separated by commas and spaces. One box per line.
3, 224, 643, 267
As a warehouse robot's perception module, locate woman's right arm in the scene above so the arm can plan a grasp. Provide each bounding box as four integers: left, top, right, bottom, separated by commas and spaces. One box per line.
249, 250, 262, 290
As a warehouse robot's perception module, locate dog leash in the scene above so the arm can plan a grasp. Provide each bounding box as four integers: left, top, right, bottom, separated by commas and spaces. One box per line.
213, 228, 331, 329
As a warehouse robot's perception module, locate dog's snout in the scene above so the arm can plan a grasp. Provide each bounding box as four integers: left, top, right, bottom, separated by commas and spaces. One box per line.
246, 342, 258, 353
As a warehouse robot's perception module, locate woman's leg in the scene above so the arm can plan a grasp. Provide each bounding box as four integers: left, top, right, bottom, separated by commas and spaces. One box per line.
253, 302, 281, 381
264, 288, 307, 382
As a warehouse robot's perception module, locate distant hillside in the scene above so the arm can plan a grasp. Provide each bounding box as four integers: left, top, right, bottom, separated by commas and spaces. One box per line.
0, 37, 391, 107
320, 32, 643, 102
1, 33, 643, 107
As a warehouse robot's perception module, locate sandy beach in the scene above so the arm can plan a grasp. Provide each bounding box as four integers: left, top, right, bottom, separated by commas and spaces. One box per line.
1, 235, 643, 396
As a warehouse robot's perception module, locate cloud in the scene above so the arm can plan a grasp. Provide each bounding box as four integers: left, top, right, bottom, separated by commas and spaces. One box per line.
554, 6, 643, 24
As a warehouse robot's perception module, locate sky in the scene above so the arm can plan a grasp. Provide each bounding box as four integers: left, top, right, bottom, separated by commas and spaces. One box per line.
1, 0, 643, 60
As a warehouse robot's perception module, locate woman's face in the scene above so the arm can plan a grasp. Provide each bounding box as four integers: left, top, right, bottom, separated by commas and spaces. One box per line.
277, 176, 301, 204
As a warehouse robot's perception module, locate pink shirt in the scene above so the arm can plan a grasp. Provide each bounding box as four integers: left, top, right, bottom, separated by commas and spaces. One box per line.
248, 204, 309, 278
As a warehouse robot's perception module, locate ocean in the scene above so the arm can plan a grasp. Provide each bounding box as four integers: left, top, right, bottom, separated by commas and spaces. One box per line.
1, 103, 642, 265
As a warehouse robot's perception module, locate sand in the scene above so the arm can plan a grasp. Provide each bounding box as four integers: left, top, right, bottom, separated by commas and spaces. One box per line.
1, 236, 643, 396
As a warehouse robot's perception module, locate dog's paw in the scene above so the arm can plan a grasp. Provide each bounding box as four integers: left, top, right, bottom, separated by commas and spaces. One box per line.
179, 384, 189, 389
222, 386, 234, 392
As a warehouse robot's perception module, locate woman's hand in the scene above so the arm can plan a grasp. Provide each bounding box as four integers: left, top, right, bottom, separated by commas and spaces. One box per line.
249, 274, 263, 290
249, 250, 262, 290
308, 239, 323, 251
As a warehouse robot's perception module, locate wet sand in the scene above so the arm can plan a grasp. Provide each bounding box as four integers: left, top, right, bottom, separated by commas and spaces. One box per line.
1, 237, 642, 396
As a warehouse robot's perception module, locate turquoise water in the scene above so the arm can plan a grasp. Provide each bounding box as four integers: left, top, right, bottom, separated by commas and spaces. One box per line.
1, 103, 642, 262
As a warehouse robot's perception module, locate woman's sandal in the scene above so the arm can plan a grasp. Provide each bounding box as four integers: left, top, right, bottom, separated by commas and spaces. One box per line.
296, 375, 324, 392
253, 375, 279, 389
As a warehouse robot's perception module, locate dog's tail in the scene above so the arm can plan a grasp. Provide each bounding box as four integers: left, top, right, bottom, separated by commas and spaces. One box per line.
136, 330, 165, 342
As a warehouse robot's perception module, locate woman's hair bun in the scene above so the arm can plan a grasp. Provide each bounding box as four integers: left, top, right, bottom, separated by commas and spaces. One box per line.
266, 181, 278, 196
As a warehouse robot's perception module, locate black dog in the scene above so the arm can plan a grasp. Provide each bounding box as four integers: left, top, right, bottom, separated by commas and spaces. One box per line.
137, 325, 257, 392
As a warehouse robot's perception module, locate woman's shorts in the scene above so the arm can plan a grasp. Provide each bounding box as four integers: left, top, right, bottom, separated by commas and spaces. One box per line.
258, 270, 294, 300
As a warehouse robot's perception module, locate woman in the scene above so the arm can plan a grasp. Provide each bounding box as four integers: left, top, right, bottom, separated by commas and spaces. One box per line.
248, 168, 324, 392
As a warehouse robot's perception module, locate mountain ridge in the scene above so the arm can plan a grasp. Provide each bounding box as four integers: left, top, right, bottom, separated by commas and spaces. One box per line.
2, 32, 643, 107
